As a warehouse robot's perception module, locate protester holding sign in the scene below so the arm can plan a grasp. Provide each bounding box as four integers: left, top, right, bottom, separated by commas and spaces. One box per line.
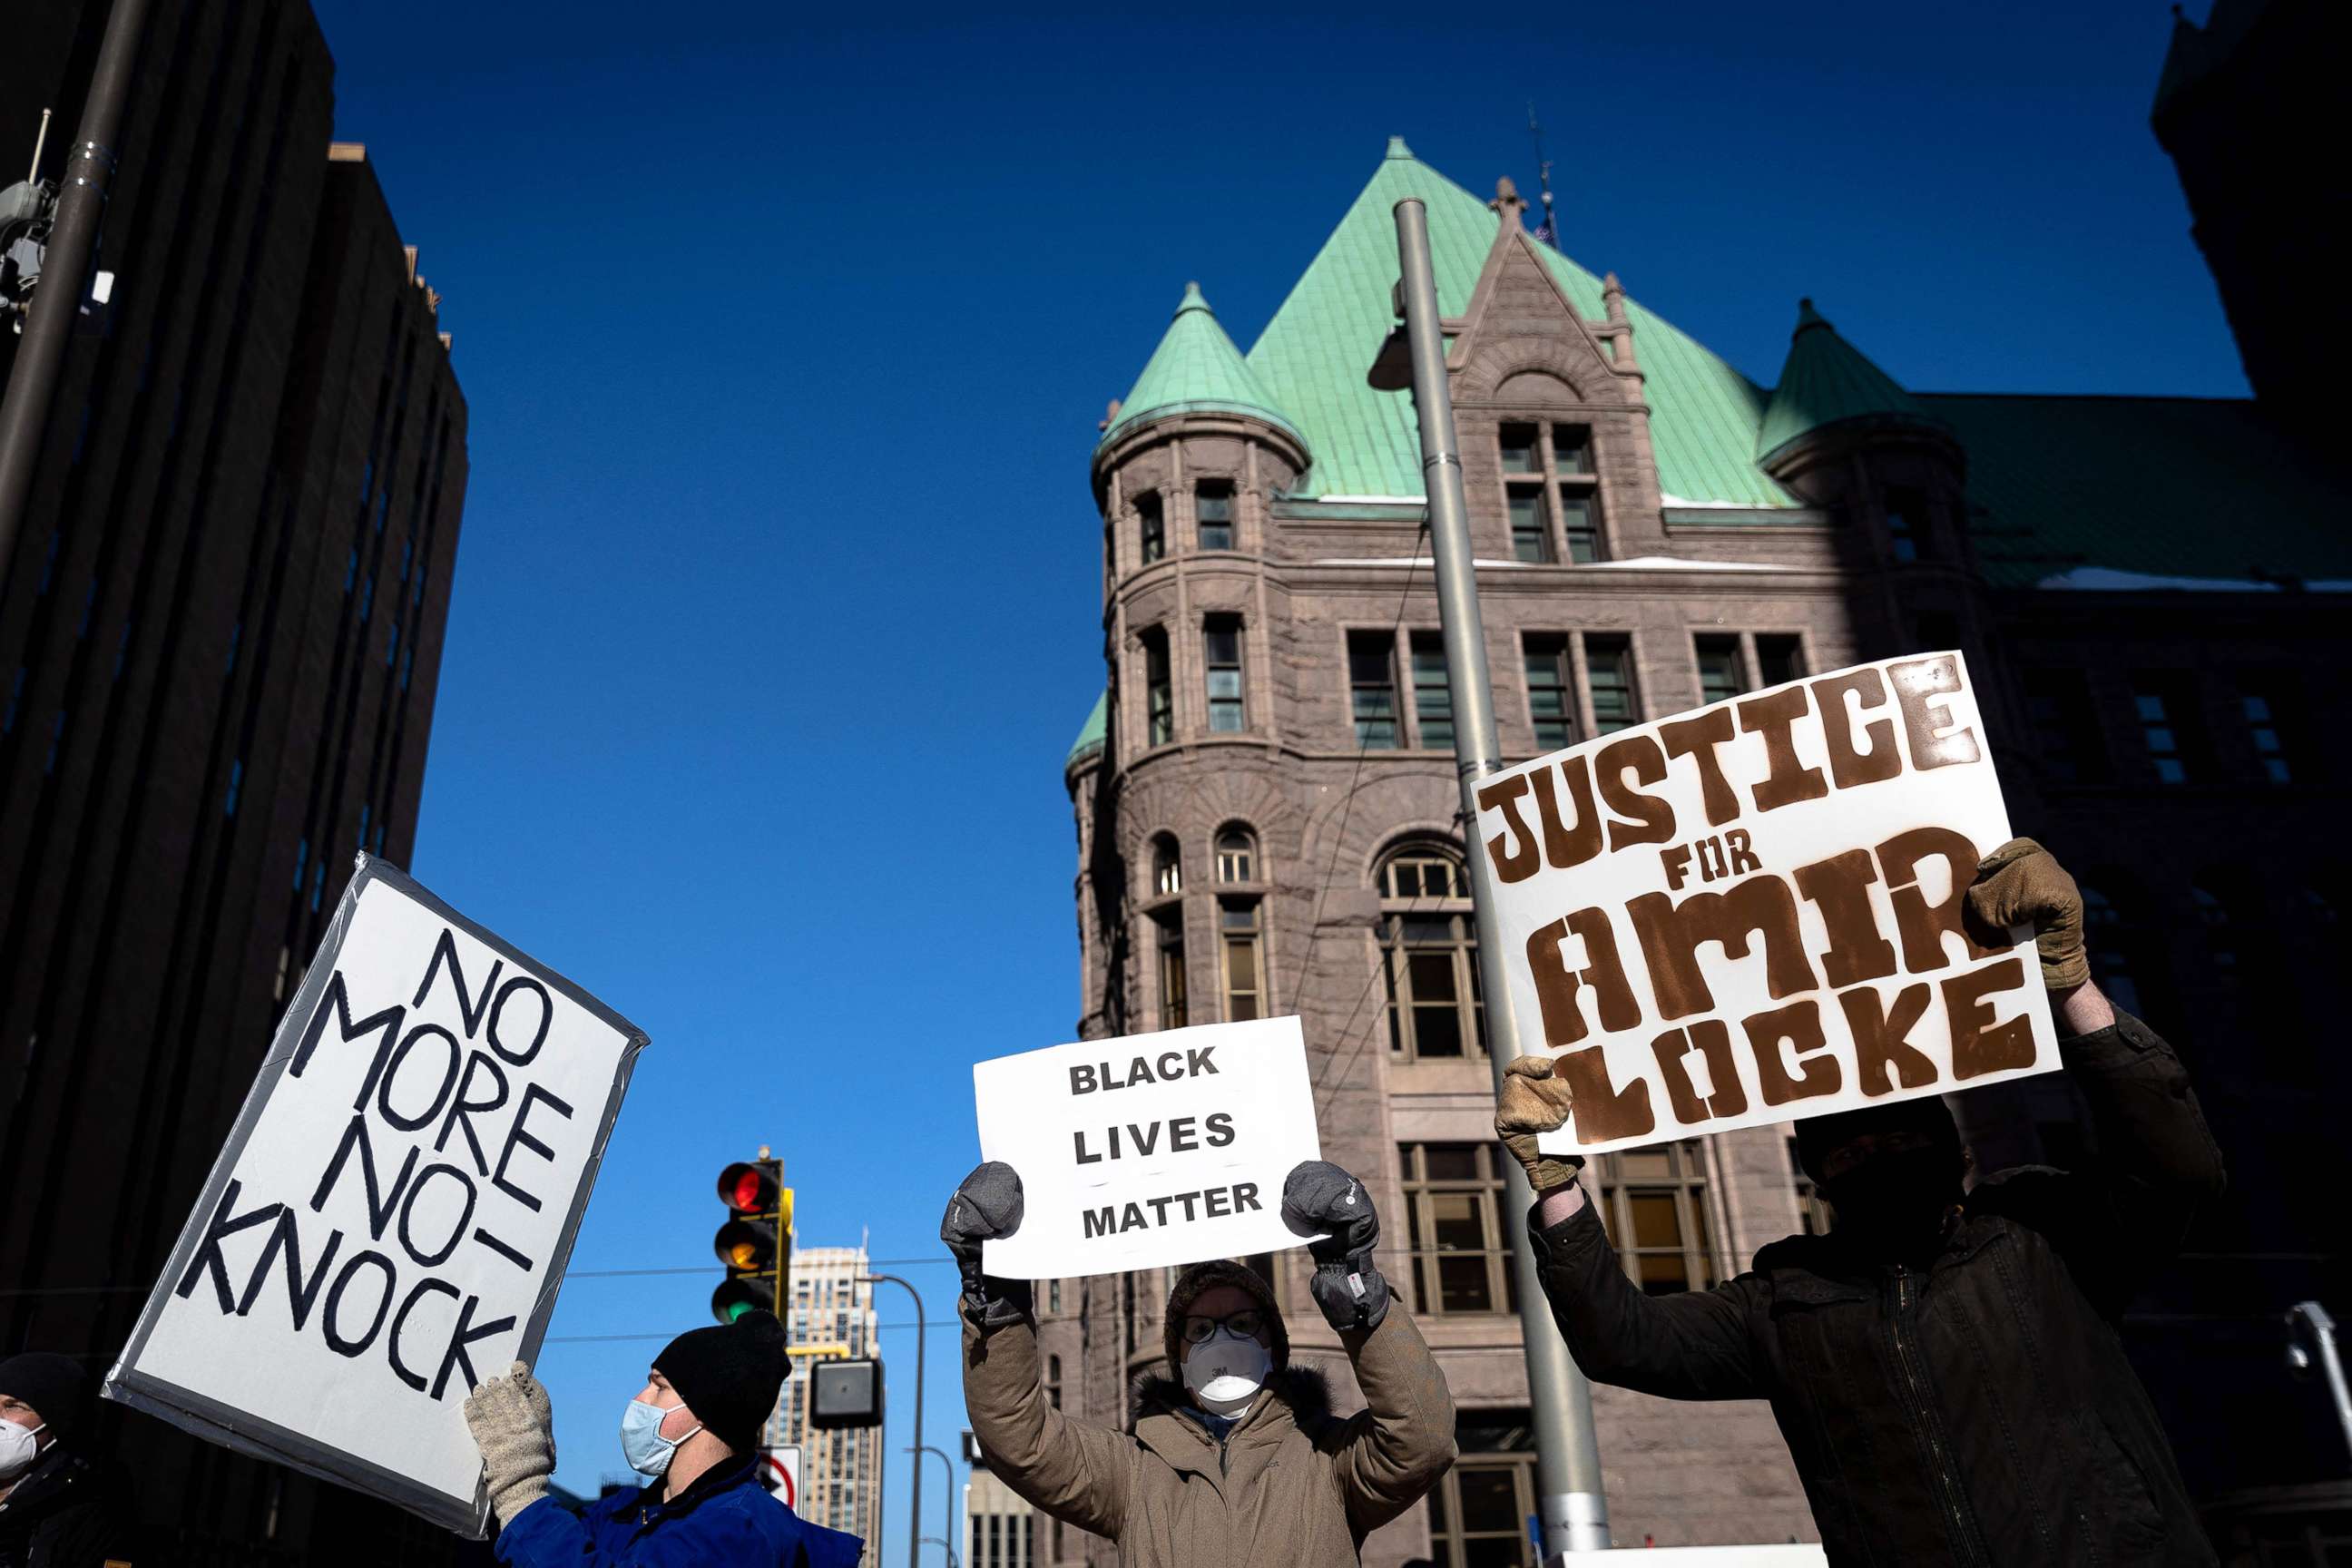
945, 1159, 1455, 1568
0, 1354, 146, 1568
461, 1312, 862, 1567
1500, 838, 2227, 1566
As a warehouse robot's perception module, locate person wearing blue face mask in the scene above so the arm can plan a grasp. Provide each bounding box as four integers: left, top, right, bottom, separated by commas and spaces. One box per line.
461, 1311, 862, 1567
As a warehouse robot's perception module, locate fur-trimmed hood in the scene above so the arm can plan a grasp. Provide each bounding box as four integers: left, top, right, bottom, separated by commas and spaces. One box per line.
1127, 1361, 1336, 1435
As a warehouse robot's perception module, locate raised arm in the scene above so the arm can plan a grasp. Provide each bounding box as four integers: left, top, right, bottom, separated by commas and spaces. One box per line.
1497, 1061, 1762, 1401
945, 1164, 1133, 1539
1965, 843, 2226, 1292
1281, 1162, 1456, 1534
1524, 1182, 1761, 1400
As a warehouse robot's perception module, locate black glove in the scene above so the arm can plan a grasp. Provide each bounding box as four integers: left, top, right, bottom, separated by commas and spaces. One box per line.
941, 1161, 1032, 1328
1281, 1161, 1391, 1334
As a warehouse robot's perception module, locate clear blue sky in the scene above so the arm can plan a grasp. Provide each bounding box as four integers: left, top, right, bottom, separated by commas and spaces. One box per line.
307, 0, 2238, 1533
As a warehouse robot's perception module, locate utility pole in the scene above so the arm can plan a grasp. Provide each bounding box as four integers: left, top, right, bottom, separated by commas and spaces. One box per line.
1388, 196, 1612, 1556
0, 0, 152, 578
864, 1273, 927, 1568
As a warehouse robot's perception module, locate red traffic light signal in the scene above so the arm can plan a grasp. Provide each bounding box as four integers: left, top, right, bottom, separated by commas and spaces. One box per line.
713, 1155, 791, 1326
719, 1161, 781, 1215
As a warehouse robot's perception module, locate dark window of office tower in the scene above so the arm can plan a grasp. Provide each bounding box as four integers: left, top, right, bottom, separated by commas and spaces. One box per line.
2026, 670, 2110, 786
1137, 492, 1165, 564
1348, 630, 1400, 749
1694, 633, 1745, 707
2239, 676, 2301, 783
1410, 632, 1454, 748
1196, 483, 1234, 551
1142, 629, 1172, 746
1397, 1142, 1515, 1315
2132, 674, 2205, 784
1204, 616, 1245, 731
1886, 485, 1930, 562
1523, 634, 1574, 750
1755, 633, 1804, 688
1584, 635, 1639, 732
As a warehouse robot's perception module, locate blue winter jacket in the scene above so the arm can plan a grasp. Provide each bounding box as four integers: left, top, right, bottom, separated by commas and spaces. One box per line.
494, 1455, 865, 1568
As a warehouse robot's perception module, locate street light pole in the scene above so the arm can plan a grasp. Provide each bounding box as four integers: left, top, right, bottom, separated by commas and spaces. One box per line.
0, 0, 152, 576
864, 1274, 926, 1568
911, 1443, 956, 1568
1387, 195, 1612, 1556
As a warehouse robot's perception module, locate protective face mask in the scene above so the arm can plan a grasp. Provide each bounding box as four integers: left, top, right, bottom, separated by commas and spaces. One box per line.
1825, 1147, 1961, 1250
0, 1419, 45, 1482
1181, 1329, 1272, 1417
620, 1397, 701, 1478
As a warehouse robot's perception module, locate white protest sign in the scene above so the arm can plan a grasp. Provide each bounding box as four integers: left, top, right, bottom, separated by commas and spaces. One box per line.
105, 856, 646, 1538
974, 1015, 1320, 1278
1467, 652, 2058, 1155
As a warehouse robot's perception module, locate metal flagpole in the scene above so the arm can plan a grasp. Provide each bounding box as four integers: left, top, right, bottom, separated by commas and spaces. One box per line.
0, 0, 152, 575
1388, 195, 1612, 1556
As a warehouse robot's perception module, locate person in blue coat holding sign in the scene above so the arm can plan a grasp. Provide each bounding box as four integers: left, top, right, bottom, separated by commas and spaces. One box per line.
463, 1311, 863, 1568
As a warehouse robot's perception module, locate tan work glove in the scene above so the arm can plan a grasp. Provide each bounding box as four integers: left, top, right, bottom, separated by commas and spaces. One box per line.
1965, 837, 2089, 991
465, 1361, 555, 1527
1494, 1055, 1584, 1194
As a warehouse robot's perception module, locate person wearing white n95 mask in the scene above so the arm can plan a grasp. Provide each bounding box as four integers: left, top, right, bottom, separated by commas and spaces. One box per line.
0, 1351, 148, 1568
946, 1159, 1457, 1568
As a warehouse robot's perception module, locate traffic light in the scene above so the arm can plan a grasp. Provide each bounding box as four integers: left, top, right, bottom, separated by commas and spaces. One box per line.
712, 1153, 792, 1326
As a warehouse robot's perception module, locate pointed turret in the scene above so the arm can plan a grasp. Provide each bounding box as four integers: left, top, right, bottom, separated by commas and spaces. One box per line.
1756, 299, 1946, 472
1096, 283, 1305, 453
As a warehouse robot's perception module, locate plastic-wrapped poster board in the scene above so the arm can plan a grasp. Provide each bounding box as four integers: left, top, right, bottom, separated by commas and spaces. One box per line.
105, 855, 647, 1538
974, 1015, 1320, 1278
1466, 651, 2058, 1156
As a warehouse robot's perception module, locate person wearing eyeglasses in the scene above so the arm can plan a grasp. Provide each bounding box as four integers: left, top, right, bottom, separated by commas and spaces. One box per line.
943, 1159, 1455, 1568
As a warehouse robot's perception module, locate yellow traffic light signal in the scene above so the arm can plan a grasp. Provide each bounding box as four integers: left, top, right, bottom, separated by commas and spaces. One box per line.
712, 1155, 792, 1326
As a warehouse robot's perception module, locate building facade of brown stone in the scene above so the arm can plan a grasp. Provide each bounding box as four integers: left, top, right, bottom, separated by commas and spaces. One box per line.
1050, 137, 2349, 1561
0, 5, 468, 1561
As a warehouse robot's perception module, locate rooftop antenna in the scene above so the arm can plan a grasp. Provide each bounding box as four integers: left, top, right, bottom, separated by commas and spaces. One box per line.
1527, 102, 1558, 247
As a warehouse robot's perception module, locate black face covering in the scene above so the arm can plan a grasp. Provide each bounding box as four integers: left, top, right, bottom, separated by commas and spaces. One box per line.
1820, 1145, 1963, 1255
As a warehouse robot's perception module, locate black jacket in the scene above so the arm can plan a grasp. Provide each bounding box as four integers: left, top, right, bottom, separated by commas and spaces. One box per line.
0, 1443, 145, 1568
1531, 1012, 2226, 1567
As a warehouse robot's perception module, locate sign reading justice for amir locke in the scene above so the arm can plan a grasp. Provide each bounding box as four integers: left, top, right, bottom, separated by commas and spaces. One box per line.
1474, 651, 2060, 1157
973, 1016, 1321, 1278
105, 856, 647, 1539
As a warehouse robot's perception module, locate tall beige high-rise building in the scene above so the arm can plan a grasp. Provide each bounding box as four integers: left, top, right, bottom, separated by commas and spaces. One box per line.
769, 1245, 886, 1550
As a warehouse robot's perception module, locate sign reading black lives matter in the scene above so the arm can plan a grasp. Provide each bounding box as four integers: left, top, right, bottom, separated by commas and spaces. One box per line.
104, 857, 647, 1538
1471, 652, 2059, 1156
973, 1016, 1321, 1278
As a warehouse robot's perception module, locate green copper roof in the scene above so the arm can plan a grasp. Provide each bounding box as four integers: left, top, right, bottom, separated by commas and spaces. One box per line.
1929, 394, 2352, 590
1064, 691, 1108, 773
1244, 142, 1796, 506
1099, 283, 1305, 451
1756, 299, 1945, 466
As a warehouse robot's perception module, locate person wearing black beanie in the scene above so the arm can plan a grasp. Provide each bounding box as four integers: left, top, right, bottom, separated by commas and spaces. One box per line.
462, 1311, 863, 1568
0, 1352, 146, 1568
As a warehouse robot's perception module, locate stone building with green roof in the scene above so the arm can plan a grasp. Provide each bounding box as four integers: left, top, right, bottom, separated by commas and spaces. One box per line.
1046, 110, 2347, 1558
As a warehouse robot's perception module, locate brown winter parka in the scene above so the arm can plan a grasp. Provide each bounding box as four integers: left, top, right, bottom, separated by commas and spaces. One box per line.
961, 1304, 1455, 1568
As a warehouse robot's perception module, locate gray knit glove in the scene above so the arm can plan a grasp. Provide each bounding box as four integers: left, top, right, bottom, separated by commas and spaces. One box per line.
941, 1162, 1033, 1328
1282, 1161, 1391, 1334
464, 1360, 554, 1528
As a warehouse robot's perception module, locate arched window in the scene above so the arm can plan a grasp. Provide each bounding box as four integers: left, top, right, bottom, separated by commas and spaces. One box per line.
1150, 834, 1181, 897
1215, 826, 1257, 883
2079, 883, 2141, 1016
1377, 842, 1485, 1060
